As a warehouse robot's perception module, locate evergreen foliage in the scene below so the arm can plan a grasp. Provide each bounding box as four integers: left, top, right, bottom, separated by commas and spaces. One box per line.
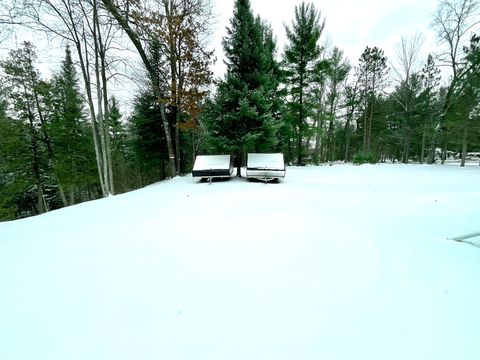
0, 42, 52, 216
49, 46, 98, 205
0, 44, 100, 220
0, 96, 32, 219
128, 91, 169, 183
202, 0, 282, 173
352, 152, 377, 165
283, 1, 325, 165
355, 46, 389, 157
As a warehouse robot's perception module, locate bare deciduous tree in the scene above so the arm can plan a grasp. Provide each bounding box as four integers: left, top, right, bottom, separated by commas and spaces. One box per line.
432, 0, 480, 166
18, 0, 120, 196
101, 0, 213, 176
391, 33, 425, 163
432, 0, 480, 79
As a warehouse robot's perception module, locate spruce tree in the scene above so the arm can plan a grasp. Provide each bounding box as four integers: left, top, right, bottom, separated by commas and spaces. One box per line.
108, 96, 133, 192
203, 0, 281, 175
283, 1, 325, 165
49, 46, 97, 205
128, 91, 169, 184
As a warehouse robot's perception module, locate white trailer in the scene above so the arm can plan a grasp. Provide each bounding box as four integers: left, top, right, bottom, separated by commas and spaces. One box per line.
192, 155, 234, 183
246, 153, 285, 182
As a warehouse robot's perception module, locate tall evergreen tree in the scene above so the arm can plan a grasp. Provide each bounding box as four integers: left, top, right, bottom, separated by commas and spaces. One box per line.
0, 94, 30, 220
283, 1, 325, 165
203, 0, 281, 175
126, 39, 170, 184
128, 91, 169, 184
355, 46, 388, 156
108, 96, 136, 192
324, 48, 351, 162
0, 42, 51, 215
452, 34, 480, 166
49, 46, 97, 206
418, 54, 441, 164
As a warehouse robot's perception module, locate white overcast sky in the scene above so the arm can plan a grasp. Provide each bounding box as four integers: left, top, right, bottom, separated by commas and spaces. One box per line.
211, 0, 441, 78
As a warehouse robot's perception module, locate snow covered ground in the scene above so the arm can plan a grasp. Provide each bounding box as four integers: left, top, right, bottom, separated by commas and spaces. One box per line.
1, 163, 480, 360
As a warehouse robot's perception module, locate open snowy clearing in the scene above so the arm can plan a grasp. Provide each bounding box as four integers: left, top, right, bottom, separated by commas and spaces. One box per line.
1, 163, 480, 360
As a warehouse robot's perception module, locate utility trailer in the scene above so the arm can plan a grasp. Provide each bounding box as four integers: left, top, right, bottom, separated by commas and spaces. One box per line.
192, 155, 234, 183
246, 153, 285, 182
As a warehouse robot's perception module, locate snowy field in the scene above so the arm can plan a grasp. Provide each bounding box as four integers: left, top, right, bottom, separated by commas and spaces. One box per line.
1, 163, 480, 360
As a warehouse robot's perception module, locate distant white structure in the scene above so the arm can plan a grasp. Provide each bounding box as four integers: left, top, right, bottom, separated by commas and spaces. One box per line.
192, 155, 234, 182
246, 153, 286, 182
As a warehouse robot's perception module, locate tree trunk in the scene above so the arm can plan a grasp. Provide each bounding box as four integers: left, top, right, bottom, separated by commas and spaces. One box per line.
73, 30, 107, 197
345, 128, 351, 162
175, 109, 181, 174
460, 116, 469, 167
362, 71, 369, 154
313, 92, 324, 164
101, 0, 176, 178
420, 122, 427, 164
427, 131, 436, 164
403, 119, 410, 164
96, 9, 115, 194
313, 117, 321, 164
327, 85, 338, 162
27, 105, 45, 214
297, 69, 304, 165
93, 0, 110, 196
344, 115, 352, 162
33, 91, 54, 161
367, 96, 374, 153
160, 102, 176, 177
58, 183, 68, 207
69, 185, 75, 206
166, 0, 182, 176
362, 101, 368, 154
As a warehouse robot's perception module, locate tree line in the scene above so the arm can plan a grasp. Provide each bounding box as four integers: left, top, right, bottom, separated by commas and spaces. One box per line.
0, 0, 479, 220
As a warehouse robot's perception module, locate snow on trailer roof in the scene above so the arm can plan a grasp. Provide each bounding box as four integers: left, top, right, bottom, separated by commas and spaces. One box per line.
193, 155, 232, 171
247, 153, 285, 170
192, 155, 234, 179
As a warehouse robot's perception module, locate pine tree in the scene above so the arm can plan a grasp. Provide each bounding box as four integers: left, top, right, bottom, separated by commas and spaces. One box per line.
283, 1, 325, 165
0, 94, 31, 220
324, 48, 350, 162
128, 91, 169, 184
126, 39, 170, 184
49, 46, 98, 206
418, 54, 441, 164
203, 0, 281, 175
355, 46, 388, 157
453, 34, 480, 166
108, 96, 133, 192
0, 42, 51, 215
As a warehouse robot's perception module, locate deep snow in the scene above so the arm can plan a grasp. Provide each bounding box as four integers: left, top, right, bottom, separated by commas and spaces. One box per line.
1, 163, 480, 360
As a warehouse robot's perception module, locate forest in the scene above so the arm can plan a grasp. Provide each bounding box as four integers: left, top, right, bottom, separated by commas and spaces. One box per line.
0, 0, 479, 221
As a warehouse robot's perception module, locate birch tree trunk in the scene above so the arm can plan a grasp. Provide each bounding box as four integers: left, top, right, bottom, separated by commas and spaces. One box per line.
92, 2, 110, 196
95, 0, 115, 194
